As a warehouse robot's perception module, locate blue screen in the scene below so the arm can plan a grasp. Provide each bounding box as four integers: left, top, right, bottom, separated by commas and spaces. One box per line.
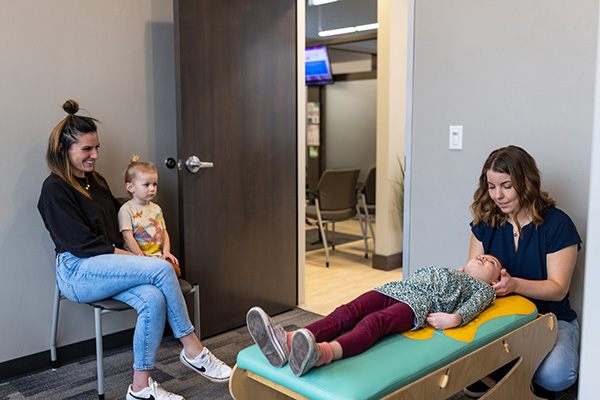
305, 46, 333, 85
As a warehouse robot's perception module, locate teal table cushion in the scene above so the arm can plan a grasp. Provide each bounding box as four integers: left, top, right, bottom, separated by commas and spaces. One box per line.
236, 301, 537, 400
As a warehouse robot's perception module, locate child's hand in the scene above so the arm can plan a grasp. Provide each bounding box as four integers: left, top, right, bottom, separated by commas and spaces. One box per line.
426, 313, 462, 330
163, 253, 181, 277
163, 252, 179, 266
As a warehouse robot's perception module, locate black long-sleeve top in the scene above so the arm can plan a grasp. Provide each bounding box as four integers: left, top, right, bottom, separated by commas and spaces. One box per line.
38, 173, 123, 257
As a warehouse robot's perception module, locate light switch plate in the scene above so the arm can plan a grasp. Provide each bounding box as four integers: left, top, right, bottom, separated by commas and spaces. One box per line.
449, 125, 463, 150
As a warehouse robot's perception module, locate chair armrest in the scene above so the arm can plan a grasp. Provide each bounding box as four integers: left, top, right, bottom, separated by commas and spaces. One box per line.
306, 190, 319, 201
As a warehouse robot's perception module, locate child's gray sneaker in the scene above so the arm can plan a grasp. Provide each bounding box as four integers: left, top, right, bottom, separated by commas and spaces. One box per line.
289, 328, 321, 377
246, 306, 290, 368
179, 347, 231, 382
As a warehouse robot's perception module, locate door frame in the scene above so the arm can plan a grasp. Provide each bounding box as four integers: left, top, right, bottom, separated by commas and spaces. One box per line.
297, 0, 307, 305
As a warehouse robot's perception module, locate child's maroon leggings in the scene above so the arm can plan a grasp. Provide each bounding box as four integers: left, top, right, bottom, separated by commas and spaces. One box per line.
304, 290, 415, 359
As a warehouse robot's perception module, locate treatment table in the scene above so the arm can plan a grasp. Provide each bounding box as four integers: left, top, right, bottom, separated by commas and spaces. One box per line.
229, 295, 557, 400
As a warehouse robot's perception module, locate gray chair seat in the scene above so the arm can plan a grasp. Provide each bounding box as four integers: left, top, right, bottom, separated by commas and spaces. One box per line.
306, 205, 357, 221
86, 298, 132, 311
51, 277, 200, 400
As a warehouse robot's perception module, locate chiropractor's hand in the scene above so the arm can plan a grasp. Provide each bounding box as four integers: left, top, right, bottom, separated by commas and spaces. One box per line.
493, 269, 515, 297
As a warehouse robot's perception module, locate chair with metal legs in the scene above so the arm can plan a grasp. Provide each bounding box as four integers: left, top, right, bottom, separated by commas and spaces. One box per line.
50, 278, 200, 400
358, 166, 376, 249
306, 168, 367, 267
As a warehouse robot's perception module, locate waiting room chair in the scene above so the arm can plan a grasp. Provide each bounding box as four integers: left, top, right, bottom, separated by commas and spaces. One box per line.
306, 168, 368, 267
50, 277, 200, 400
358, 166, 376, 249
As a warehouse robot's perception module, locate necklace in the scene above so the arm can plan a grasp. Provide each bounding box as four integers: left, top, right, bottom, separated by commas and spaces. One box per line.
84, 175, 90, 191
511, 216, 531, 238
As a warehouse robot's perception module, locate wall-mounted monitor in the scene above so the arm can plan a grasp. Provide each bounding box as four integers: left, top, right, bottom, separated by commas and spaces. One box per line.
305, 46, 334, 86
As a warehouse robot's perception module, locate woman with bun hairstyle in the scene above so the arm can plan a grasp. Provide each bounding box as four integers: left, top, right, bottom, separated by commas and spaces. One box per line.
468, 145, 581, 396
38, 100, 231, 400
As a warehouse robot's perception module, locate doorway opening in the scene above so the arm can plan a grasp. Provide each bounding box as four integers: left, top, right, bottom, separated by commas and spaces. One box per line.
301, 2, 393, 315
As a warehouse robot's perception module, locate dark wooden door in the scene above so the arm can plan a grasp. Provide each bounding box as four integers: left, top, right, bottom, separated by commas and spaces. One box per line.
174, 0, 297, 338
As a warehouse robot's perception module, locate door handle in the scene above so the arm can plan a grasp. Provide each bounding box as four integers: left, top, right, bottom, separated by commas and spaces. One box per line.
185, 156, 214, 173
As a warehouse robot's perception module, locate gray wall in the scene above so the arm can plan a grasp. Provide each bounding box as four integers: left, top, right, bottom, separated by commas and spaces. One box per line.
0, 0, 179, 363
408, 0, 598, 322
324, 79, 377, 181
580, 4, 600, 390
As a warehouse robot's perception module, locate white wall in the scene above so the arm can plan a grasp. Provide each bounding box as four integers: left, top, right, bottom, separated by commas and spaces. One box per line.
0, 0, 178, 363
408, 1, 598, 324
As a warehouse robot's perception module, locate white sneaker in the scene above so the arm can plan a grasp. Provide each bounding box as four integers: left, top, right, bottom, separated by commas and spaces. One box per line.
180, 347, 232, 383
126, 377, 184, 400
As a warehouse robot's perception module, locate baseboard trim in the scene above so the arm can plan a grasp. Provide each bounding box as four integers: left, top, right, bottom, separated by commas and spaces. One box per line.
372, 252, 403, 271
0, 328, 135, 383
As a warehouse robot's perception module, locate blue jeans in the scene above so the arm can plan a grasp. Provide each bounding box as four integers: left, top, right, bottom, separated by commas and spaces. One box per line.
56, 252, 195, 370
533, 318, 579, 391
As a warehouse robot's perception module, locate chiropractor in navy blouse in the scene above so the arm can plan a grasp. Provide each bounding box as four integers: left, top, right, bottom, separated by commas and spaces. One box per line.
468, 145, 581, 397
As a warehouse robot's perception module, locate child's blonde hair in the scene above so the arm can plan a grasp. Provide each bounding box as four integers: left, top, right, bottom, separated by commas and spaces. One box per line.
124, 156, 157, 184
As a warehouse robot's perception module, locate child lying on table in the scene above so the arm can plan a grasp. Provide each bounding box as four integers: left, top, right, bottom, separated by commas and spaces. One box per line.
247, 254, 502, 377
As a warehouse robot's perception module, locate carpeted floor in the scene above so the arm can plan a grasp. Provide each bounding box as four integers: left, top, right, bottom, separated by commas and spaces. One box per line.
306, 228, 364, 252
0, 306, 578, 400
0, 308, 323, 400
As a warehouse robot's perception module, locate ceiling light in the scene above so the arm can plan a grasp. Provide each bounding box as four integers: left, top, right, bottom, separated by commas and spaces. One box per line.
308, 0, 339, 6
318, 23, 379, 37
355, 23, 379, 32
318, 27, 357, 37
